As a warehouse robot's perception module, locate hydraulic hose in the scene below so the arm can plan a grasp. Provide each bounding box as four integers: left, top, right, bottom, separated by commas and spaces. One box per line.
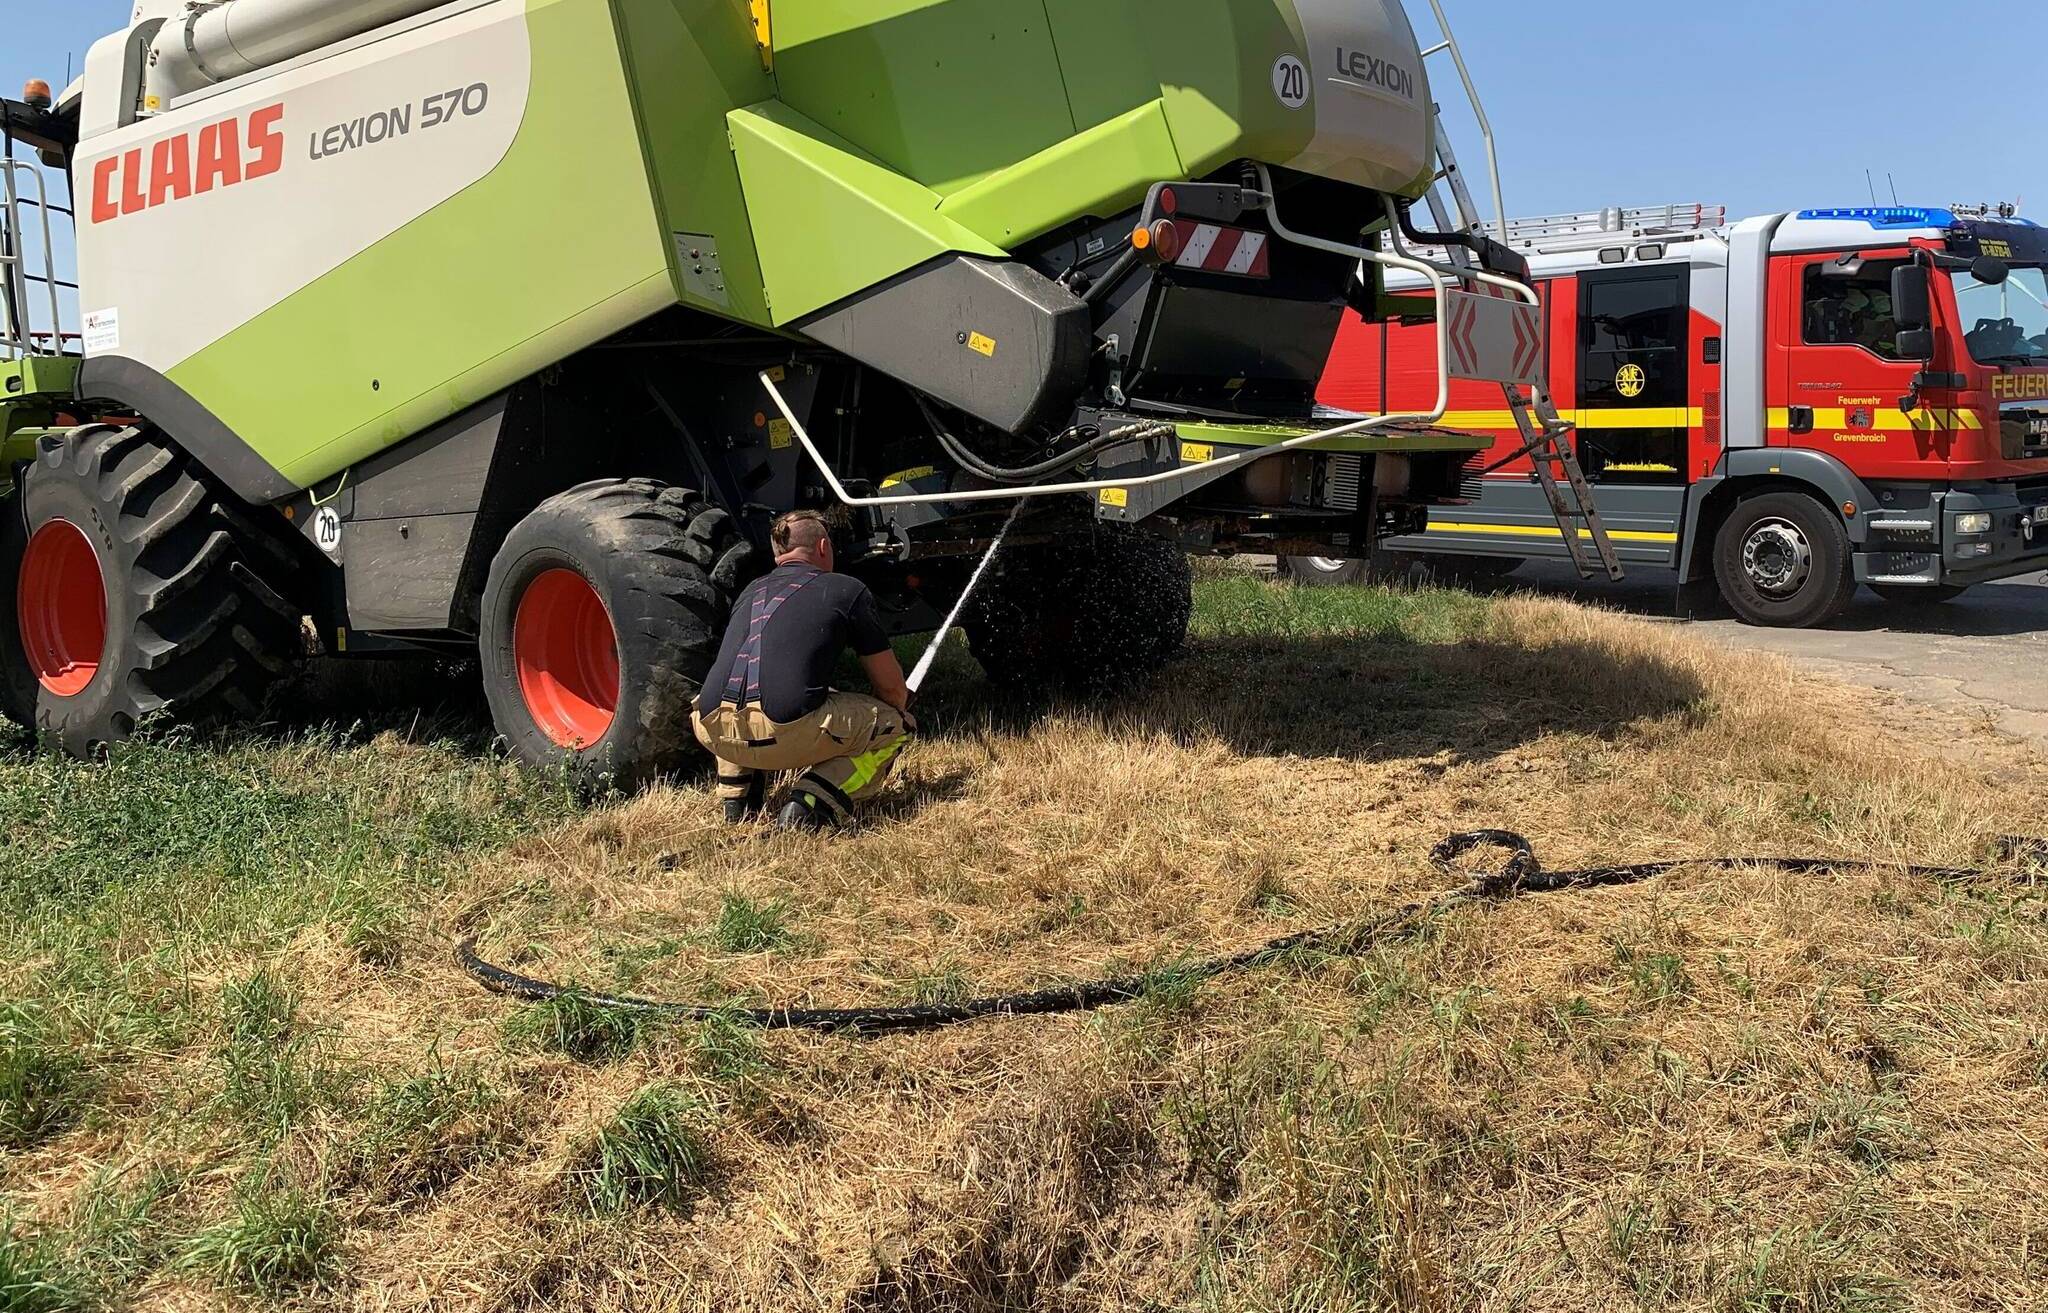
456, 832, 2047, 1036
915, 397, 1172, 486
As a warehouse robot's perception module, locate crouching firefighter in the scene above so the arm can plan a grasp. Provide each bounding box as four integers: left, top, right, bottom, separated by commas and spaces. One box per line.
693, 511, 917, 829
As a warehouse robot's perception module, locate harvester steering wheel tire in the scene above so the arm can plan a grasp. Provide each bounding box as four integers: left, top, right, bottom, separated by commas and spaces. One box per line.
478, 479, 759, 793
964, 523, 1192, 696
0, 426, 301, 753
1712, 491, 1857, 629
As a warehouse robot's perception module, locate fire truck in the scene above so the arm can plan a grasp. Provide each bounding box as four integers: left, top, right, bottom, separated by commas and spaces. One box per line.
1312, 203, 2048, 627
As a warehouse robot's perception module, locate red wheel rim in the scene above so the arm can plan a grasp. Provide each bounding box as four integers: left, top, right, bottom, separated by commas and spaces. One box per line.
512, 569, 620, 749
17, 518, 107, 699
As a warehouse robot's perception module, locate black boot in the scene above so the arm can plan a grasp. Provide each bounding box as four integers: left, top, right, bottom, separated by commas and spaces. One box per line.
774, 790, 836, 831
722, 774, 766, 824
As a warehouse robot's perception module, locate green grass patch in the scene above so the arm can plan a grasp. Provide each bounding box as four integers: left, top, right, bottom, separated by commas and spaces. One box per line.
212, 971, 347, 1142
182, 1179, 341, 1295
0, 1216, 88, 1313
1190, 574, 1493, 644
0, 1003, 89, 1151
347, 1060, 509, 1198
573, 1083, 715, 1216
504, 989, 659, 1065
711, 894, 796, 955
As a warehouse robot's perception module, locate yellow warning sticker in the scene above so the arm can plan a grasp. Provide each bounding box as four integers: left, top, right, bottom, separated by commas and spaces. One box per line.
1100, 488, 1130, 508
767, 419, 794, 450
967, 332, 997, 358
1180, 442, 1215, 464
880, 466, 937, 489
764, 365, 786, 383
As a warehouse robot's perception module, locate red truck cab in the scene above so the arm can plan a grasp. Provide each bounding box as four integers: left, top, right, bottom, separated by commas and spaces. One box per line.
1318, 205, 2048, 626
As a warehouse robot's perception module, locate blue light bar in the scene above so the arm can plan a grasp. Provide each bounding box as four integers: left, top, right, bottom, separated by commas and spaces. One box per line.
1797, 206, 1960, 229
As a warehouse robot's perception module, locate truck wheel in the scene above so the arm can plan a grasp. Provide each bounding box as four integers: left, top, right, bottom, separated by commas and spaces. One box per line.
1712, 491, 1856, 628
1869, 584, 1969, 605
965, 524, 1192, 695
1279, 555, 1370, 587
0, 427, 301, 753
478, 479, 757, 792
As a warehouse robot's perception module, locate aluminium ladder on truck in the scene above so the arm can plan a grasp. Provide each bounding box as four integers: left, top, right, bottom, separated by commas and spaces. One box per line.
1410, 0, 1624, 582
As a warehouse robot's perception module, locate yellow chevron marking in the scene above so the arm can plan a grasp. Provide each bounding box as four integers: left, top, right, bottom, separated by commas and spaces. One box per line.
1767, 407, 1987, 432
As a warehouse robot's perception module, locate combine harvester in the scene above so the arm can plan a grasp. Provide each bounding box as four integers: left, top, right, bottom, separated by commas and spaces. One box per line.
0, 0, 1611, 783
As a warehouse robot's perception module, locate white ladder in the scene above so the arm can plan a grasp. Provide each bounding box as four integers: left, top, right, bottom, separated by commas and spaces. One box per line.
0, 153, 74, 360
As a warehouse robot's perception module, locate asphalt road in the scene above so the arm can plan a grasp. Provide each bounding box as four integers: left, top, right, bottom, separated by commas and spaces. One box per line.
1510, 560, 2048, 747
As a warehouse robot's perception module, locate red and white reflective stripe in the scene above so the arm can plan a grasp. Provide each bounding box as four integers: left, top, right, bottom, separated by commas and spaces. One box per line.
1168, 220, 1271, 277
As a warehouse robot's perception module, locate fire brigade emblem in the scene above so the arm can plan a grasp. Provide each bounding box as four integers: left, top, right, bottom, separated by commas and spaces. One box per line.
1616, 364, 1647, 399
1849, 406, 1873, 429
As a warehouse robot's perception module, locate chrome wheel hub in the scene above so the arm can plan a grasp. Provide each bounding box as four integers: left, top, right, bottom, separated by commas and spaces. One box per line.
1742, 518, 1812, 597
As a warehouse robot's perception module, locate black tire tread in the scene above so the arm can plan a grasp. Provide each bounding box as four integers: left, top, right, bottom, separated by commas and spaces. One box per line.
5, 425, 302, 750
481, 478, 760, 790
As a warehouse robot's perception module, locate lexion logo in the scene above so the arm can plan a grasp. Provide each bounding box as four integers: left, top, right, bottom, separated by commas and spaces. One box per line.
1337, 48, 1416, 99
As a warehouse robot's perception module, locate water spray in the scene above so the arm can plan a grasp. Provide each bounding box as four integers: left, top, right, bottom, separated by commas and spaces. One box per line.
905, 499, 1026, 695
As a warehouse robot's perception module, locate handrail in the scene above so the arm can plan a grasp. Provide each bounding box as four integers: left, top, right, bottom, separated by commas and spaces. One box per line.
1421, 0, 1508, 244
0, 158, 68, 360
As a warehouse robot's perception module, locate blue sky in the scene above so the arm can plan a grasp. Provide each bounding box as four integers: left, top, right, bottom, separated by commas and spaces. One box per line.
4, 0, 2044, 226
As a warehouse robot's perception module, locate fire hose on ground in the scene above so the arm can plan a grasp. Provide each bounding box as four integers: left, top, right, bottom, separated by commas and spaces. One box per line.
455, 832, 2048, 1036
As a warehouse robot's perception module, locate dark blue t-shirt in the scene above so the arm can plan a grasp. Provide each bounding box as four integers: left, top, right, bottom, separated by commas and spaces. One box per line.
697, 564, 890, 723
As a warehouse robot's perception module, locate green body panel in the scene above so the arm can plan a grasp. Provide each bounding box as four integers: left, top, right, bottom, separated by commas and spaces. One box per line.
608, 0, 779, 327
1180, 420, 1492, 457
769, 0, 1077, 196
727, 102, 1003, 325
166, 0, 674, 489
937, 102, 1183, 248
1, 356, 79, 407
1, 357, 81, 470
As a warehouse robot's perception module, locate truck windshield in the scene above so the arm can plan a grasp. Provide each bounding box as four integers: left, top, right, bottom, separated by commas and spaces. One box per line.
1952, 265, 2048, 364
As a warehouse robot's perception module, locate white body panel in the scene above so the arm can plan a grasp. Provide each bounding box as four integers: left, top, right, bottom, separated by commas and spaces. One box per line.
1288, 0, 1433, 192
75, 0, 529, 372
1723, 214, 1785, 449
146, 0, 459, 107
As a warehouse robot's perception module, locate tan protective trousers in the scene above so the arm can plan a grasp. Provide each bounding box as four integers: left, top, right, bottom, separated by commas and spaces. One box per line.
691, 692, 912, 821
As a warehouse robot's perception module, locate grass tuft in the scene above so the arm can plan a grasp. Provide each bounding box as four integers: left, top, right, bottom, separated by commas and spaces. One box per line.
347, 1060, 509, 1198
0, 1216, 88, 1313
182, 1179, 341, 1295
711, 894, 796, 955
212, 971, 344, 1140
573, 1083, 715, 1216
0, 1003, 89, 1151
503, 989, 656, 1065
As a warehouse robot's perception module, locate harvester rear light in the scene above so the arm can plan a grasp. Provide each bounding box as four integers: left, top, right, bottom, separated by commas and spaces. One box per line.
1161, 220, 1270, 278
1148, 219, 1183, 264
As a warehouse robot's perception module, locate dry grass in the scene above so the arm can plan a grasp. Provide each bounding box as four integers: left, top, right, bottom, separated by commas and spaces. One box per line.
2, 573, 2044, 1311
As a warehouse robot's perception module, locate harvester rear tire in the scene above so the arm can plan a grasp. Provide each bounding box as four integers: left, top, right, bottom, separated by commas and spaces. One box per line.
0, 426, 301, 754
964, 523, 1192, 696
478, 479, 759, 793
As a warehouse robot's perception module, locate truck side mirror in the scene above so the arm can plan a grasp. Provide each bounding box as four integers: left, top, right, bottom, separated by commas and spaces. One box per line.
1892, 264, 1932, 331
1896, 328, 1936, 361
1970, 255, 2011, 287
